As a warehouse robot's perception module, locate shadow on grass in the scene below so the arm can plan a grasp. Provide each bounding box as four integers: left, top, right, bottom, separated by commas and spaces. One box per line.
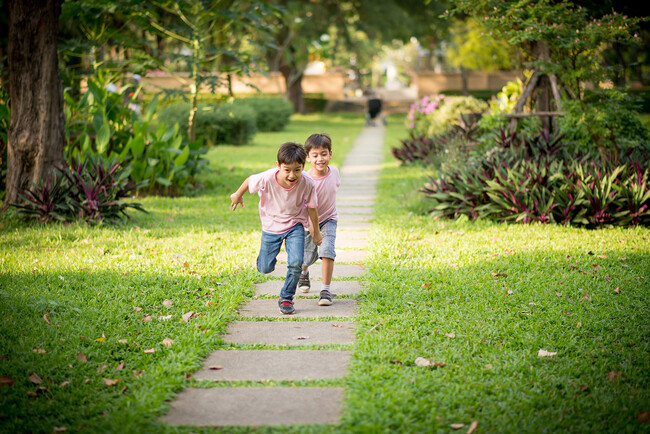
0, 268, 260, 433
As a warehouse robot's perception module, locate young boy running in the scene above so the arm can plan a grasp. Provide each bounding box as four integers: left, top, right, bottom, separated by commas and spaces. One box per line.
298, 133, 340, 306
230, 142, 323, 314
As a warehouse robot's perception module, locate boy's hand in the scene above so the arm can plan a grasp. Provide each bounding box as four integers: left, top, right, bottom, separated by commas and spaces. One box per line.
311, 230, 323, 246
230, 193, 244, 211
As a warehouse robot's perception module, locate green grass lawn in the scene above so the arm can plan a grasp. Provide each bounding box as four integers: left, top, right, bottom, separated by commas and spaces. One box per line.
1, 111, 649, 433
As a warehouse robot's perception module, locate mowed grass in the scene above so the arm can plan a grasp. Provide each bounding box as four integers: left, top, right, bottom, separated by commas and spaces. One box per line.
342, 115, 650, 432
0, 113, 364, 433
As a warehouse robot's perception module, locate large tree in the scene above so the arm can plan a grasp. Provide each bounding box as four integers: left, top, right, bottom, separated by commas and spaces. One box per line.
4, 0, 66, 208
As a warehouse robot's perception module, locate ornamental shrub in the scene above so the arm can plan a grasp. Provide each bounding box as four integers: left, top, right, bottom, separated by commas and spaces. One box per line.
421, 129, 650, 227
233, 97, 293, 131
157, 102, 257, 146
407, 94, 488, 138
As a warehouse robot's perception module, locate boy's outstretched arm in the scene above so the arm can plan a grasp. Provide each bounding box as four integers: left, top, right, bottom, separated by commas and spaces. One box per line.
230, 177, 250, 211
307, 207, 323, 246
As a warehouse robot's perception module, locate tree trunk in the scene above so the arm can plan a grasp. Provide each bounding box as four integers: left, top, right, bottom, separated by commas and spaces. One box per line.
4, 0, 66, 209
280, 63, 305, 114
460, 67, 469, 96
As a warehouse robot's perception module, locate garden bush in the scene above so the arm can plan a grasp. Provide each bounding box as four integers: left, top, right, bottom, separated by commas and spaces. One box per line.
421, 128, 650, 227
156, 102, 257, 146
233, 96, 293, 131
407, 94, 488, 138
11, 156, 145, 224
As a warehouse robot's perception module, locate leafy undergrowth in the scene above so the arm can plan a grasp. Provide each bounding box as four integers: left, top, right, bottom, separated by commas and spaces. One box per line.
0, 113, 363, 433
342, 121, 650, 432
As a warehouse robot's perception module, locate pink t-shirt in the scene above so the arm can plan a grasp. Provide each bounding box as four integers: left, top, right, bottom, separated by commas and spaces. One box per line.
248, 168, 318, 234
311, 166, 340, 222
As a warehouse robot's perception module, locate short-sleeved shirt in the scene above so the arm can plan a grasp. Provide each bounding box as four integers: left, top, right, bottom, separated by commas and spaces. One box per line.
248, 168, 318, 234
311, 166, 340, 223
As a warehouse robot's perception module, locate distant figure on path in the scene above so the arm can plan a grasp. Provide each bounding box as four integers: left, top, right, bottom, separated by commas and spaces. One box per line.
366, 92, 386, 126
299, 134, 341, 307
230, 142, 323, 315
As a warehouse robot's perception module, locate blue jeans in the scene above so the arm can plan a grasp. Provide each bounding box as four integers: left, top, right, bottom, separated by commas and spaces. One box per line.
257, 223, 305, 300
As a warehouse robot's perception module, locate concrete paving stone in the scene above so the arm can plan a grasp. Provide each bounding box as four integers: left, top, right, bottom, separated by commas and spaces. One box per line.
336, 230, 368, 240
338, 206, 373, 214
340, 214, 372, 222
269, 264, 364, 278
238, 299, 357, 318
255, 280, 363, 297
224, 321, 355, 345
194, 350, 351, 381
277, 249, 366, 263
161, 387, 344, 427
336, 239, 368, 249
338, 222, 372, 230
337, 199, 375, 207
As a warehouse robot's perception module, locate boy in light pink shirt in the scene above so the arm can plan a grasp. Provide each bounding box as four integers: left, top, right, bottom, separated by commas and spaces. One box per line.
298, 134, 341, 306
230, 142, 323, 314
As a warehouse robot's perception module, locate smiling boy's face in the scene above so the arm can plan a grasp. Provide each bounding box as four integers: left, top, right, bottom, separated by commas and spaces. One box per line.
307, 146, 332, 177
275, 161, 304, 188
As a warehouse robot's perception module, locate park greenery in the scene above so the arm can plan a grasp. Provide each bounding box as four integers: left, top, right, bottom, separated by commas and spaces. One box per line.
1, 113, 648, 432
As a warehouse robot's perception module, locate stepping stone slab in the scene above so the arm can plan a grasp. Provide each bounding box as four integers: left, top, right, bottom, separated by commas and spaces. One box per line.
194, 350, 351, 381
338, 207, 373, 216
239, 299, 357, 318
336, 239, 368, 249
337, 199, 375, 208
276, 249, 366, 263
269, 264, 364, 278
161, 387, 344, 427
338, 222, 372, 230
340, 214, 372, 222
336, 230, 368, 240
255, 280, 363, 297
224, 321, 355, 345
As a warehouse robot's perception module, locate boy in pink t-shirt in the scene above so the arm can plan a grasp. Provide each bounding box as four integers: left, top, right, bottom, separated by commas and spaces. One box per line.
230, 142, 323, 314
298, 134, 341, 307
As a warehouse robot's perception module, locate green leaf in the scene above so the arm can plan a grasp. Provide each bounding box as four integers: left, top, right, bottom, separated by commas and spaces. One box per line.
144, 94, 159, 123
174, 146, 190, 167
130, 136, 145, 158
96, 122, 111, 153
156, 177, 171, 186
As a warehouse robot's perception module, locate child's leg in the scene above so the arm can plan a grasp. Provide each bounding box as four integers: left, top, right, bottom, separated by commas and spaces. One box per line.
317, 219, 337, 306
257, 231, 283, 274
279, 223, 305, 301
300, 230, 319, 292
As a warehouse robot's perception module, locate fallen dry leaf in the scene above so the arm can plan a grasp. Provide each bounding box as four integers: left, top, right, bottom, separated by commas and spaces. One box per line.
97, 365, 108, 373
133, 370, 144, 378
579, 384, 589, 393
158, 315, 172, 321
53, 427, 67, 432
607, 371, 621, 380
208, 365, 223, 370
485, 364, 493, 369
95, 333, 106, 343
118, 339, 128, 344
556, 292, 563, 297
332, 324, 342, 328
415, 357, 432, 367
205, 300, 216, 307
0, 376, 15, 387
76, 352, 88, 362
538, 349, 557, 357
144, 348, 156, 354
445, 333, 456, 339
421, 283, 432, 289
467, 420, 479, 434
33, 348, 47, 354
163, 299, 173, 307
614, 287, 620, 294
529, 302, 537, 306
637, 411, 650, 425
59, 381, 70, 387
162, 338, 174, 347
134, 307, 142, 312
103, 378, 119, 386
143, 315, 152, 322
450, 423, 464, 430
295, 336, 309, 340
407, 301, 415, 305
116, 361, 125, 371
28, 373, 42, 384
576, 322, 582, 329
433, 361, 446, 368
506, 289, 513, 295
597, 254, 607, 259
43, 313, 52, 325
120, 386, 128, 394
182, 311, 194, 322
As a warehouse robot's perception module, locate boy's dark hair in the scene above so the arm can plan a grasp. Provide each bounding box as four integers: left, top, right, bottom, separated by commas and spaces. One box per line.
277, 142, 307, 166
304, 133, 332, 153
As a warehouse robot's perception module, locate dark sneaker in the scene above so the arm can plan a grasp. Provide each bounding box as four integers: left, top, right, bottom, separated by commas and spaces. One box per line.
298, 274, 310, 293
318, 290, 333, 306
278, 298, 295, 314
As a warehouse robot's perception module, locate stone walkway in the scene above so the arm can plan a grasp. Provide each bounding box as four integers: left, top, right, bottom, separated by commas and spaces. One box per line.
161, 125, 385, 428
